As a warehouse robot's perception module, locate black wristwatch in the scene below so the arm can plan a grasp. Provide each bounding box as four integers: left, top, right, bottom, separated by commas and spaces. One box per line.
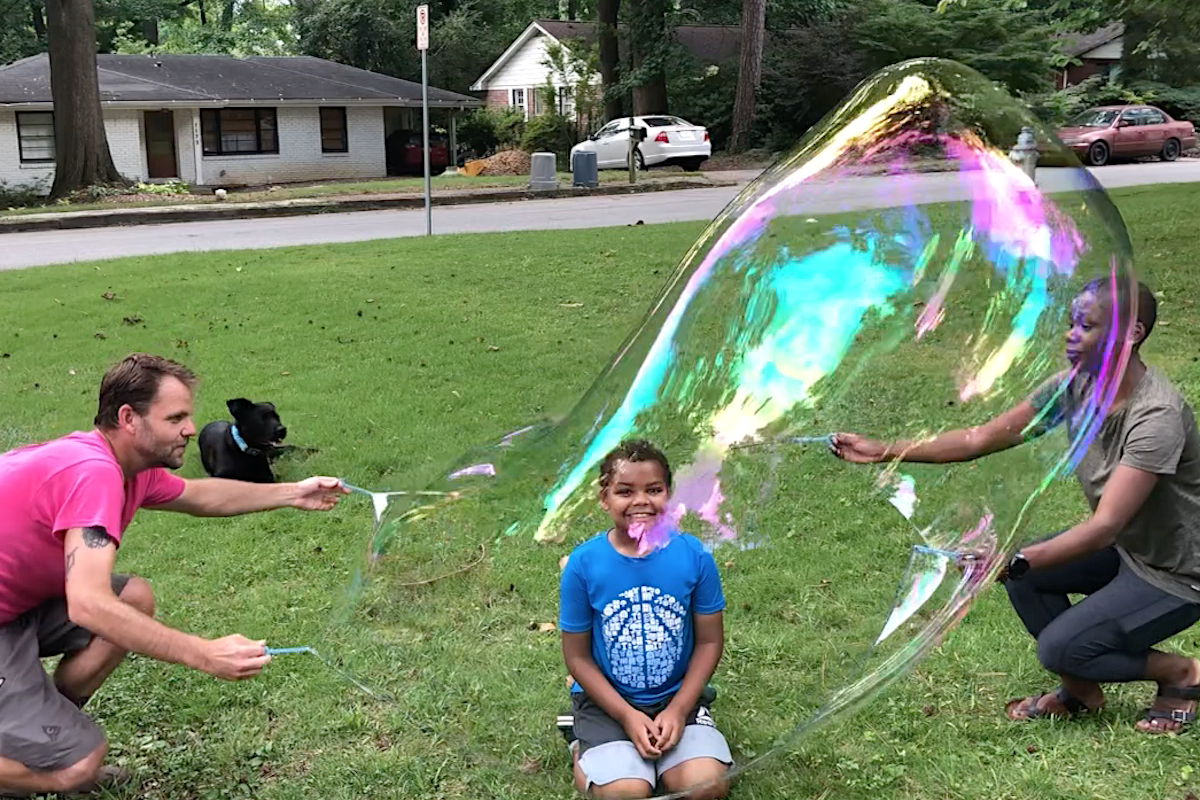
1006, 552, 1031, 580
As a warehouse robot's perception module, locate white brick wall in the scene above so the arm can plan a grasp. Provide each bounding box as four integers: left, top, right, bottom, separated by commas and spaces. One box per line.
175, 108, 197, 186
0, 105, 388, 194
0, 108, 147, 194
195, 106, 387, 187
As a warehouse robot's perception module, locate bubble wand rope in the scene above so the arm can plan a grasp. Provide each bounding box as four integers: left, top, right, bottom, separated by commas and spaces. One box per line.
340, 481, 455, 499
265, 645, 394, 702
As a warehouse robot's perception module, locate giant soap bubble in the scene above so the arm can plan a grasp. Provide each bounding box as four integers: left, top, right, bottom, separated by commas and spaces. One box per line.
332, 58, 1137, 797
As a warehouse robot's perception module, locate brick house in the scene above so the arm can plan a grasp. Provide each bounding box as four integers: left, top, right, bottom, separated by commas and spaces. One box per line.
1058, 23, 1124, 89
0, 53, 480, 193
470, 20, 742, 120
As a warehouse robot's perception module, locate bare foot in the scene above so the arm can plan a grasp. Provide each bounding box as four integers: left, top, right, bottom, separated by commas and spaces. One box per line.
1136, 657, 1200, 734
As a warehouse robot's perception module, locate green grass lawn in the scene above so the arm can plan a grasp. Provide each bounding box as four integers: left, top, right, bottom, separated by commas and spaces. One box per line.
0, 170, 704, 217
1, 183, 1200, 800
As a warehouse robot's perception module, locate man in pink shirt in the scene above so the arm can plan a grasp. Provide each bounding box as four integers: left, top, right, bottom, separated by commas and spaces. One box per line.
0, 353, 347, 796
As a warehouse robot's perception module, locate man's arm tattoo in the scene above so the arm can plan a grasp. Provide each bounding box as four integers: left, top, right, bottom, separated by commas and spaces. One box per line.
65, 547, 77, 576
82, 526, 116, 549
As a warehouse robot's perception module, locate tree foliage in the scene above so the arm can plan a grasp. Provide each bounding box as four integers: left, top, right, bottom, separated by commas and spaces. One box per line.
6, 0, 1200, 183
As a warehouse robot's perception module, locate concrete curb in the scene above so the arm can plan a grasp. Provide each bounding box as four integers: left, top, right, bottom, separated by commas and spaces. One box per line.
0, 178, 732, 234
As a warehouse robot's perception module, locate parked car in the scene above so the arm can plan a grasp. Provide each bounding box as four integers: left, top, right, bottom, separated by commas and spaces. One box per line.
570, 115, 711, 172
1057, 105, 1196, 166
386, 130, 448, 176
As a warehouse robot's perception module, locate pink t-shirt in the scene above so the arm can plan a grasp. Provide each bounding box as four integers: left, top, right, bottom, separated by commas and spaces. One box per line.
0, 430, 186, 624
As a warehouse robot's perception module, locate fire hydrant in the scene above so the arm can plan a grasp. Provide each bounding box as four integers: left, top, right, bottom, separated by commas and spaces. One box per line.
1009, 126, 1039, 183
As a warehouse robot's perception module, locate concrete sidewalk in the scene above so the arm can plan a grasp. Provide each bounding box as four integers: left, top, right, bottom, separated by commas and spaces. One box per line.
0, 174, 738, 234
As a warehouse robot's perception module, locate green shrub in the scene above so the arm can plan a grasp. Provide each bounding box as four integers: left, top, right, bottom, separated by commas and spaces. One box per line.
519, 112, 576, 160
457, 107, 526, 157
134, 179, 192, 195
1024, 77, 1200, 129
0, 179, 49, 208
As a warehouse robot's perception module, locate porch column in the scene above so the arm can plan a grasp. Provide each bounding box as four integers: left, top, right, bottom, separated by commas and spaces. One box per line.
448, 112, 457, 168
191, 108, 204, 185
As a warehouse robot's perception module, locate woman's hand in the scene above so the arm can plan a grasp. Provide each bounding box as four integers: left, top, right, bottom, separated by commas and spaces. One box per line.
829, 433, 888, 464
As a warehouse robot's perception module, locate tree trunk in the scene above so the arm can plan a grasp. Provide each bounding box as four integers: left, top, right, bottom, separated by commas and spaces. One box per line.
141, 18, 160, 44
628, 0, 668, 115
45, 0, 125, 199
197, 0, 207, 26
220, 0, 234, 30
566, 0, 577, 20
597, 0, 623, 121
28, 0, 47, 41
728, 0, 766, 153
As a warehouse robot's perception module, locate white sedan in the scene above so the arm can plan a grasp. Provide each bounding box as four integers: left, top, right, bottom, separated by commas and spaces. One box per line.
570, 115, 711, 172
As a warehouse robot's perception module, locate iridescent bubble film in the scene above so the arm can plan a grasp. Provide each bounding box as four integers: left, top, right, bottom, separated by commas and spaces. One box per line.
332, 58, 1137, 797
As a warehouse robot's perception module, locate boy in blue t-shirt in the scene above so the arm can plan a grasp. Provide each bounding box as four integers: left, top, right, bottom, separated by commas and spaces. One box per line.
559, 439, 732, 799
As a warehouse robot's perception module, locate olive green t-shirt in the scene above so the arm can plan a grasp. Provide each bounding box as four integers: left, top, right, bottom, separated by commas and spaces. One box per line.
1030, 367, 1200, 604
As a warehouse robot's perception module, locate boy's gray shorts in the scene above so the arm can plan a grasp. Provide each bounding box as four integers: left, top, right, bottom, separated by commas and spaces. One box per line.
572, 689, 733, 791
0, 575, 129, 771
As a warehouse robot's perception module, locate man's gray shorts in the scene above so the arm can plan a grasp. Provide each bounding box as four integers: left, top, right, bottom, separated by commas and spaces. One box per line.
571, 688, 733, 791
0, 575, 129, 771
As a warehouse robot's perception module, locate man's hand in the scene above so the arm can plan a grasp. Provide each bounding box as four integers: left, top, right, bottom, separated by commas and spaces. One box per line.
199, 635, 272, 680
829, 433, 888, 464
620, 709, 662, 759
653, 705, 687, 753
292, 477, 349, 510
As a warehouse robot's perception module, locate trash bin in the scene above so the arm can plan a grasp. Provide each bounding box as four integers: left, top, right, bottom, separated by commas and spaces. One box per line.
529, 152, 558, 191
572, 150, 598, 188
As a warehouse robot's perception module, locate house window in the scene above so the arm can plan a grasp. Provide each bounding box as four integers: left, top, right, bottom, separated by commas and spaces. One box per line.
320, 107, 348, 153
200, 108, 278, 156
16, 111, 55, 163
557, 87, 573, 115
510, 88, 526, 115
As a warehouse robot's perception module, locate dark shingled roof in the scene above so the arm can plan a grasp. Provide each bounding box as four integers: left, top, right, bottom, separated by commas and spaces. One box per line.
535, 20, 743, 65
0, 54, 481, 107
1059, 22, 1124, 58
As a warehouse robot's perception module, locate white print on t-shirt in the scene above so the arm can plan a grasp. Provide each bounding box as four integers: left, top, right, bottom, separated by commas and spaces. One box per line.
600, 586, 686, 689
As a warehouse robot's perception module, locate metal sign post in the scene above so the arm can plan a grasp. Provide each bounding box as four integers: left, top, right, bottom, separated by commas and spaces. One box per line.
417, 4, 431, 236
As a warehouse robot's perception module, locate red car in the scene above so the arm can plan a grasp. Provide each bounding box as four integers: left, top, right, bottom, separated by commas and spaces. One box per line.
1058, 105, 1196, 166
385, 131, 448, 176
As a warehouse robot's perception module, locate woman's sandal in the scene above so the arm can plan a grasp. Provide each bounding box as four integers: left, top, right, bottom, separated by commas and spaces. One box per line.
1138, 685, 1199, 734
1005, 687, 1097, 720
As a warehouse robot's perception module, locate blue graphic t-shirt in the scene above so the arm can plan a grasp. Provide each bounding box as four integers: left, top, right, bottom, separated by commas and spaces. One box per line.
559, 531, 725, 706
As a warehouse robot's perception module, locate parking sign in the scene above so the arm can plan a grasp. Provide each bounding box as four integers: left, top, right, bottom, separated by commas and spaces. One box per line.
416, 5, 429, 50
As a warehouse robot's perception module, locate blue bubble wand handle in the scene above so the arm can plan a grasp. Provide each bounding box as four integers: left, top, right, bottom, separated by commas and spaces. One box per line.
265, 646, 314, 655
340, 481, 374, 497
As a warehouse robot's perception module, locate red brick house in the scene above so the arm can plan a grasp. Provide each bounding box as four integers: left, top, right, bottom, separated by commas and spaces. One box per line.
1057, 23, 1124, 89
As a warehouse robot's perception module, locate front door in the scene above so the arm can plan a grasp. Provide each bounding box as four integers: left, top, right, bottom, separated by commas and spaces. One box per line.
143, 110, 178, 179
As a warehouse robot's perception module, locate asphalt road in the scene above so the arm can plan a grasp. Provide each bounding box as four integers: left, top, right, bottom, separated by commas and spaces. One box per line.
3, 160, 1199, 271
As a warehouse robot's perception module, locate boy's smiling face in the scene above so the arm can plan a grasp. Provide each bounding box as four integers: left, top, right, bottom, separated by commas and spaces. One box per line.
600, 459, 670, 535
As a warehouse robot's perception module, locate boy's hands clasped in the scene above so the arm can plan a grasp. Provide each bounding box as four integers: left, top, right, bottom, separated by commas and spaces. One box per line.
620, 705, 687, 759
652, 705, 687, 752
622, 709, 662, 758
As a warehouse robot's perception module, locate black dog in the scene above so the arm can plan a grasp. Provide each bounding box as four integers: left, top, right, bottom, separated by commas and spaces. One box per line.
198, 398, 289, 483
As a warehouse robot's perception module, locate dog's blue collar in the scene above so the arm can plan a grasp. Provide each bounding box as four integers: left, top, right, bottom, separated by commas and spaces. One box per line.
230, 424, 260, 455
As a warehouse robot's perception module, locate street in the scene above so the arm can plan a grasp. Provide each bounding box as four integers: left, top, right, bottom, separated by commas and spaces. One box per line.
2, 160, 1199, 271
